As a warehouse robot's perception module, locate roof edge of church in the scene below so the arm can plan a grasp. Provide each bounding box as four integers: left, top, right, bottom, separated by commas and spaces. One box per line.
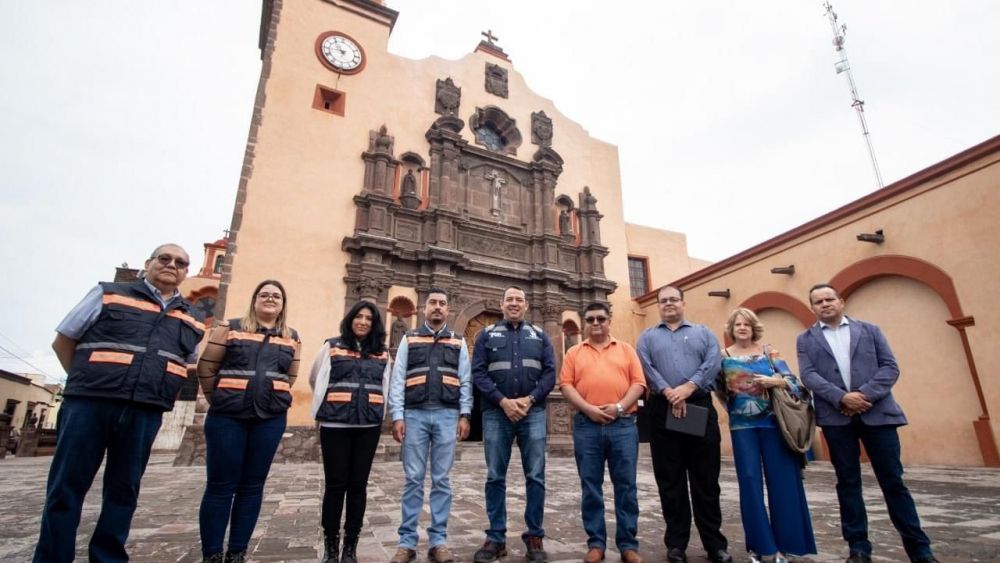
637, 133, 1000, 304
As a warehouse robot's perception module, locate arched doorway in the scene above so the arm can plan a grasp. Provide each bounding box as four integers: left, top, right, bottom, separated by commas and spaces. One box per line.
463, 311, 502, 442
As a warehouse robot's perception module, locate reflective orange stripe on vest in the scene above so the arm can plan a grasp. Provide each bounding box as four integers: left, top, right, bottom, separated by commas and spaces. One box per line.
438, 338, 464, 347
217, 378, 248, 390
441, 375, 460, 387
326, 392, 352, 403
102, 294, 161, 313
405, 375, 427, 387
166, 310, 205, 332
331, 348, 361, 359
227, 331, 264, 343
270, 336, 296, 348
165, 362, 187, 378
368, 393, 384, 404
406, 336, 436, 345
89, 350, 134, 365
272, 381, 290, 392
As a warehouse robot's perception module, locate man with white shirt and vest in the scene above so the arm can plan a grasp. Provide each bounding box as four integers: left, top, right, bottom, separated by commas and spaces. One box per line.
797, 284, 938, 563
471, 286, 556, 563
387, 288, 473, 563
34, 243, 205, 563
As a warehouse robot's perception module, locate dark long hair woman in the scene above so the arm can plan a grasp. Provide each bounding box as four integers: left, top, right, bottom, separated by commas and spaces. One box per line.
309, 300, 391, 563
196, 279, 301, 563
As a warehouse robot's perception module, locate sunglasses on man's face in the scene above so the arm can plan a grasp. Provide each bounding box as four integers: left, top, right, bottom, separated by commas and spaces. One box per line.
153, 254, 189, 269
584, 316, 608, 324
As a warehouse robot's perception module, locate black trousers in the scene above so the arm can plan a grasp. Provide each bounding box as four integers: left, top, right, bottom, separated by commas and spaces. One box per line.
319, 425, 382, 540
647, 393, 728, 553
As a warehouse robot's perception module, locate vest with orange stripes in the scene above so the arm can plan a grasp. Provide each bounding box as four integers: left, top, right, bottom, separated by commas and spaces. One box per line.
315, 337, 389, 425
66, 281, 206, 411
209, 318, 299, 419
403, 327, 463, 410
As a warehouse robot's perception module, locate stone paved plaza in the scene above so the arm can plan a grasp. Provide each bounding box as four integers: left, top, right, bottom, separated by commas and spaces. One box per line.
2, 447, 1000, 562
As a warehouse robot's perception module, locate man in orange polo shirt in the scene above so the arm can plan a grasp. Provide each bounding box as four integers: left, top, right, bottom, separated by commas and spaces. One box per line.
560, 302, 647, 563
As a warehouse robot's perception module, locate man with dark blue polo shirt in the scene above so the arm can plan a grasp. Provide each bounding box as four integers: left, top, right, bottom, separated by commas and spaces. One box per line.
471, 286, 556, 563
35, 243, 204, 563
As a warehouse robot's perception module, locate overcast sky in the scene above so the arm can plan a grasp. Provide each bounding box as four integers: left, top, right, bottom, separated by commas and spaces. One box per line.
2, 1, 997, 381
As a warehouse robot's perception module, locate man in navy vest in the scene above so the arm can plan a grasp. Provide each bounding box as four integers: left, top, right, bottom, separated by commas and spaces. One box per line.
471, 286, 556, 563
387, 288, 473, 563
35, 243, 204, 563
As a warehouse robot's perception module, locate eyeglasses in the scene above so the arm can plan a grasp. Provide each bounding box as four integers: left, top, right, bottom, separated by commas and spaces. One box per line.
257, 292, 283, 301
658, 297, 682, 304
584, 316, 608, 324
154, 254, 190, 269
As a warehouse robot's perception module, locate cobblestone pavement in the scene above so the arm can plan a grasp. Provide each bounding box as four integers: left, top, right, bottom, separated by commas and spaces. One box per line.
2, 447, 999, 562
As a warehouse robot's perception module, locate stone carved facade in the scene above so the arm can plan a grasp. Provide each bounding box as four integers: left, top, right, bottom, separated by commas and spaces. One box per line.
531, 110, 553, 147
485, 63, 509, 98
342, 86, 617, 437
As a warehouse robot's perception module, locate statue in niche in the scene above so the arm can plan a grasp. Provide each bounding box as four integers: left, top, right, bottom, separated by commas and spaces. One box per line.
390, 316, 409, 349
486, 169, 506, 216
400, 169, 421, 210
565, 332, 579, 351
559, 209, 573, 238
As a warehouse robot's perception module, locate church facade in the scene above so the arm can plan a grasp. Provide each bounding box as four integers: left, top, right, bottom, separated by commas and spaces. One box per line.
215, 0, 702, 427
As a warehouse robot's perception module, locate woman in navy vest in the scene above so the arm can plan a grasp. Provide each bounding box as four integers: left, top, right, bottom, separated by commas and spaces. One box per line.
309, 300, 391, 563
196, 280, 301, 563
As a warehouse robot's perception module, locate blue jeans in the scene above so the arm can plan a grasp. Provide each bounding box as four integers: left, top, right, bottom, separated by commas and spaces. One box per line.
572, 413, 639, 552
483, 407, 547, 543
199, 413, 286, 556
823, 419, 933, 561
398, 408, 459, 549
731, 426, 816, 556
34, 397, 163, 563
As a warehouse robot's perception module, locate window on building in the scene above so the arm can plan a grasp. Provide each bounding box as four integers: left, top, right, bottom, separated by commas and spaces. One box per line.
213, 254, 224, 274
628, 256, 650, 299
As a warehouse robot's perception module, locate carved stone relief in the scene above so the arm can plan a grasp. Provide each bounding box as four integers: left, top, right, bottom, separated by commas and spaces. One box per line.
531, 111, 553, 147
458, 233, 528, 262
484, 63, 508, 98
435, 77, 461, 116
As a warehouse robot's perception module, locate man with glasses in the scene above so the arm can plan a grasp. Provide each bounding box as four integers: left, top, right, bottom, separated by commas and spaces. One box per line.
636, 286, 731, 563
471, 286, 556, 563
35, 243, 205, 563
388, 288, 473, 563
560, 302, 646, 563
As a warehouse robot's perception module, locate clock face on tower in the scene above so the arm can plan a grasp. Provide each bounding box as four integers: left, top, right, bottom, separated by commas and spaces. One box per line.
316, 32, 366, 74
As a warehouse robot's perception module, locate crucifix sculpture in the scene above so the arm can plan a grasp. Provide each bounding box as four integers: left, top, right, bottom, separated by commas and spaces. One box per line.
481, 29, 499, 45
486, 169, 506, 216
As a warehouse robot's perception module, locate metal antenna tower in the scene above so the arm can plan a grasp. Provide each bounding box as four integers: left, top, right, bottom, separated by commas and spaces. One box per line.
823, 2, 884, 189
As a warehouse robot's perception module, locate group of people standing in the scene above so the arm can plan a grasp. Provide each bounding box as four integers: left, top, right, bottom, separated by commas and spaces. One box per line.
32, 242, 939, 563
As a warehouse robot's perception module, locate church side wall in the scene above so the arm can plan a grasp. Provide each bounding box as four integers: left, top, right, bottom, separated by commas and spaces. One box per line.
637, 150, 1000, 466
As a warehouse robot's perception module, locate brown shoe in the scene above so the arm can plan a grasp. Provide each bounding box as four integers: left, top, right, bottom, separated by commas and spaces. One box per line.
620, 550, 642, 563
583, 547, 605, 563
428, 545, 455, 563
390, 547, 416, 563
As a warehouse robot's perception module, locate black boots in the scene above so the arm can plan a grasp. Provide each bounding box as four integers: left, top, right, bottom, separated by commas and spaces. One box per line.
224, 551, 246, 563
323, 534, 341, 563
341, 537, 359, 563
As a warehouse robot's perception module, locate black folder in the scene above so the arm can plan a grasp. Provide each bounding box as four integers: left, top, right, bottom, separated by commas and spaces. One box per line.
665, 404, 709, 437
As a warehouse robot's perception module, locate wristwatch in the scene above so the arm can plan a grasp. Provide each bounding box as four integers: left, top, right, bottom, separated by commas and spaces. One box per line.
460, 413, 471, 421
616, 403, 624, 417
528, 395, 536, 405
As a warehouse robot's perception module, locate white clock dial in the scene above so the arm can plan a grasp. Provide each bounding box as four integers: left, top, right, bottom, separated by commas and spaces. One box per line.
321, 35, 362, 71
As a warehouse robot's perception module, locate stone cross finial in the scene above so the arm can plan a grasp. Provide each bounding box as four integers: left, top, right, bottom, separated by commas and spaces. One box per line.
481, 29, 499, 45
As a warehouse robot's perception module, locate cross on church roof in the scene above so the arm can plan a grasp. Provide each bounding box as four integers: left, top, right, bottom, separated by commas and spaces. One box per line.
481, 29, 499, 45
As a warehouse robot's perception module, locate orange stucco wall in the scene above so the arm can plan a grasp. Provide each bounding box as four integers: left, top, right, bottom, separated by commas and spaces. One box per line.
637, 141, 1000, 466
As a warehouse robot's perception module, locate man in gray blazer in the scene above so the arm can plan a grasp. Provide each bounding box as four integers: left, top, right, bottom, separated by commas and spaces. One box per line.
797, 284, 937, 563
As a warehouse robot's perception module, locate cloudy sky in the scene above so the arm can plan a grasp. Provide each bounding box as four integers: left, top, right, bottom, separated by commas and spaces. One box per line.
2, 1, 997, 381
